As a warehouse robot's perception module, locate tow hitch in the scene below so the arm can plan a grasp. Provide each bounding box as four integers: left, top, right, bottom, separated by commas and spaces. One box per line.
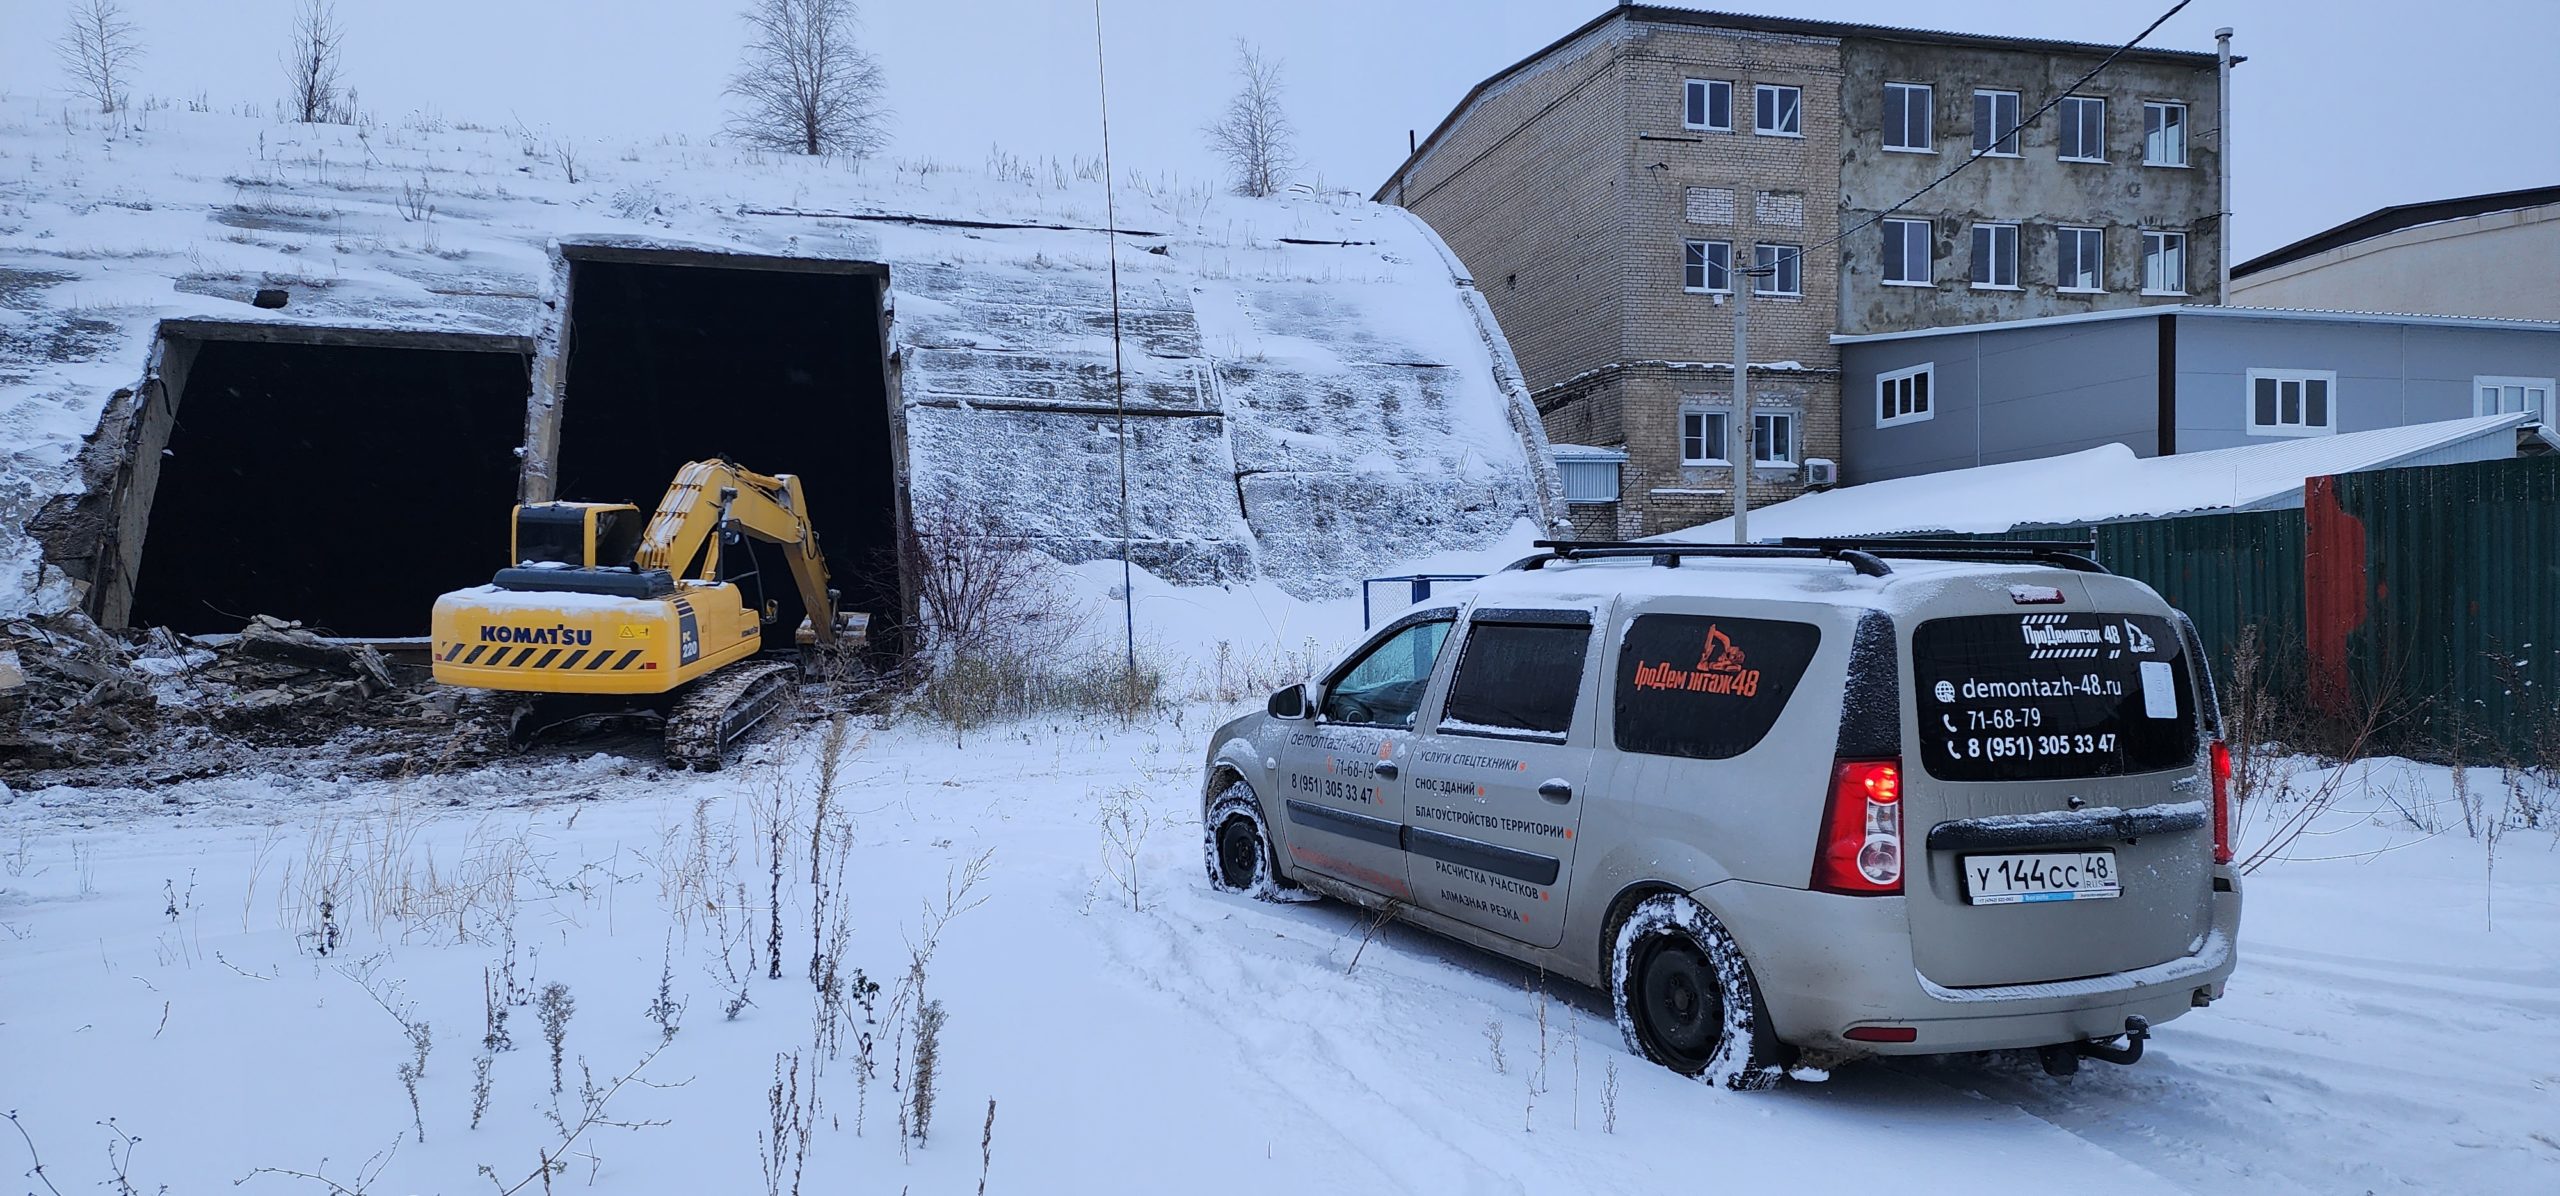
2037, 1015, 2149, 1077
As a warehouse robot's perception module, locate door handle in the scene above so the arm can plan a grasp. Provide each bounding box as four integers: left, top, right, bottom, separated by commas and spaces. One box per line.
1373, 761, 1400, 780
1538, 779, 1573, 803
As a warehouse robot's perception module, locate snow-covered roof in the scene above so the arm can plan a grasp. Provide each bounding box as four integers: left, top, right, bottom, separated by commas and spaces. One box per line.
1831, 303, 2560, 345
0, 97, 1563, 615
1666, 413, 2540, 541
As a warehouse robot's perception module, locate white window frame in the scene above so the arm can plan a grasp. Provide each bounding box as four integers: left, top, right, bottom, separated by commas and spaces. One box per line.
1684, 79, 1733, 132
1752, 410, 1798, 466
2057, 225, 2106, 293
1682, 239, 1732, 293
1878, 362, 1935, 428
2142, 229, 2188, 295
1883, 82, 1933, 152
1680, 407, 1731, 466
2246, 368, 2340, 438
2058, 95, 2107, 162
1882, 218, 1931, 286
2143, 101, 2188, 167
1970, 222, 2019, 289
1753, 243, 1802, 297
2474, 376, 2555, 420
1972, 89, 2021, 157
1754, 84, 1803, 137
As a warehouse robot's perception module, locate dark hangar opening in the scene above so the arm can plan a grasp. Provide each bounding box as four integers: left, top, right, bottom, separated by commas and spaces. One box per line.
553, 253, 903, 654
126, 337, 530, 637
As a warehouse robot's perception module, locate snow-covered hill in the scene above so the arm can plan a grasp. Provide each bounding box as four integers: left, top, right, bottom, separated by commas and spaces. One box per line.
0, 94, 1562, 621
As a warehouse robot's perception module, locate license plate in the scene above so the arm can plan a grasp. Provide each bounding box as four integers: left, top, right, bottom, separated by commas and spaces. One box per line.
1964, 851, 2120, 905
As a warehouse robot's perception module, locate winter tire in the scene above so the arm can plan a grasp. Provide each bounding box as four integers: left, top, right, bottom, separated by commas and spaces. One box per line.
1611, 893, 1785, 1090
1203, 779, 1296, 900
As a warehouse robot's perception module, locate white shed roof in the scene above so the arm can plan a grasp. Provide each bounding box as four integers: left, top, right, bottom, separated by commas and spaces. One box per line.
1667, 413, 2541, 540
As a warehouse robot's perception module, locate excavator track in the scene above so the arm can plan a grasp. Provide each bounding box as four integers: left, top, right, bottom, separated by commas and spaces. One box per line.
662, 659, 801, 770
439, 691, 539, 768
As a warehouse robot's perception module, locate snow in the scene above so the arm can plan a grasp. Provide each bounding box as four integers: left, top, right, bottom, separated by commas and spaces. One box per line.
440, 584, 667, 614
1916, 927, 2233, 1003
1441, 550, 2079, 622
0, 96, 1557, 616
5, 733, 2552, 1193
1667, 413, 2537, 541
1433, 717, 1564, 743
1952, 800, 2209, 833
6, 85, 2557, 1196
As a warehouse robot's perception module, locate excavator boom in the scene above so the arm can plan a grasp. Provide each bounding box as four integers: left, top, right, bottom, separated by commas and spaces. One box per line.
635, 459, 842, 648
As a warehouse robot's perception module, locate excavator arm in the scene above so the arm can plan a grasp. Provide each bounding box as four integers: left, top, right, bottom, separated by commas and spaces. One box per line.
634, 459, 843, 647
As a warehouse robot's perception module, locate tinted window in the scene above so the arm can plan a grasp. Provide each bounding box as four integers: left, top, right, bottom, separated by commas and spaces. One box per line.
514, 509, 586, 566
1614, 615, 1823, 760
1322, 620, 1451, 728
1440, 622, 1591, 742
1914, 612, 2199, 781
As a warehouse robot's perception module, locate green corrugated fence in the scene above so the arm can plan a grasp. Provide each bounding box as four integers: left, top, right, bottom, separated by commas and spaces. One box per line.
1873, 454, 2560, 764
2314, 457, 2560, 762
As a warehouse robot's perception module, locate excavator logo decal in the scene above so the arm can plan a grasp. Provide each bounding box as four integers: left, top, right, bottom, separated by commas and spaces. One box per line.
1628, 623, 1763, 698
477, 624, 593, 646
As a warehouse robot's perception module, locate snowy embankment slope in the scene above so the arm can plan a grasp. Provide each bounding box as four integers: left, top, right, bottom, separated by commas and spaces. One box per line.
3, 718, 2552, 1193
0, 92, 1559, 616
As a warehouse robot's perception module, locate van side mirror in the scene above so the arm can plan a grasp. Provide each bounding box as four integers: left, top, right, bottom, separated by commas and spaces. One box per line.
1267, 684, 1309, 720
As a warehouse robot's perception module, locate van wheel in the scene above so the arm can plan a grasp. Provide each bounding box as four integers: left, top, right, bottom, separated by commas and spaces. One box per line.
1204, 780, 1296, 900
1610, 894, 1785, 1090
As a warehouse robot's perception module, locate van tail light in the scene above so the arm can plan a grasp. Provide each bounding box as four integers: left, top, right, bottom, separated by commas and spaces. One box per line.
2209, 739, 2234, 865
1813, 759, 1903, 895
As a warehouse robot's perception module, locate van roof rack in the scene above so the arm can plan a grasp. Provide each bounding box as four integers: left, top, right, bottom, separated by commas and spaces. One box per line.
1777, 536, 2109, 575
1512, 536, 2108, 578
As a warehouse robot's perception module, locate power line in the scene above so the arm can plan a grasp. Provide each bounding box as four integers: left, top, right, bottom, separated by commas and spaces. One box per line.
1724, 0, 2194, 544
1092, 0, 1138, 682
1758, 0, 2196, 279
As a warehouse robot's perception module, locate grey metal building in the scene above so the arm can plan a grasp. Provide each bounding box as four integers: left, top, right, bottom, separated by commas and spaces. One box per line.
1835, 306, 2560, 484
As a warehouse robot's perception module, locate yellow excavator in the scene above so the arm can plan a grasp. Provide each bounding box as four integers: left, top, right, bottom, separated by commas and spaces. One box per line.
429, 459, 867, 768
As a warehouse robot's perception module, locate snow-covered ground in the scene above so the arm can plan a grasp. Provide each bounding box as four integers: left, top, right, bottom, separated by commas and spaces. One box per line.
4, 707, 2553, 1194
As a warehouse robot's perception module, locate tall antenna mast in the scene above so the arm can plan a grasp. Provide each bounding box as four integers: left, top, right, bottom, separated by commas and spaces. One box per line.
1092, 0, 1138, 683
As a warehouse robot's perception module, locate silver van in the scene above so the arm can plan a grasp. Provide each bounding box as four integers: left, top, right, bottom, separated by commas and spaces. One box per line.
1200, 538, 2240, 1088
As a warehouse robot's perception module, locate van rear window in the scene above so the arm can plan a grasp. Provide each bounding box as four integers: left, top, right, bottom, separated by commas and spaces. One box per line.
1913, 612, 2199, 781
1614, 614, 1822, 761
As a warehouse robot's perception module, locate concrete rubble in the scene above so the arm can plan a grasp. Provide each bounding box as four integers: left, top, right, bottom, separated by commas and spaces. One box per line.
6, 614, 519, 790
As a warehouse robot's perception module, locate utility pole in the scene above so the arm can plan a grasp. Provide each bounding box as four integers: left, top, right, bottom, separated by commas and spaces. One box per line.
2215, 27, 2236, 300
1730, 268, 1751, 544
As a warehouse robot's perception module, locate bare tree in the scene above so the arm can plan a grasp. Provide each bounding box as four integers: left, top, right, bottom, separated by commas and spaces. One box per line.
56, 0, 144, 115
282, 0, 347, 124
1204, 40, 1297, 198
725, 0, 889, 159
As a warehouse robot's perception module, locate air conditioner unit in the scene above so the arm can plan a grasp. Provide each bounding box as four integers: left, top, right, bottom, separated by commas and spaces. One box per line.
1802, 458, 1839, 489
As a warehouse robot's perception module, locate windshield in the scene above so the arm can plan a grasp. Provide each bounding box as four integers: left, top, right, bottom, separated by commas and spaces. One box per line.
1913, 612, 2199, 782
514, 508, 587, 567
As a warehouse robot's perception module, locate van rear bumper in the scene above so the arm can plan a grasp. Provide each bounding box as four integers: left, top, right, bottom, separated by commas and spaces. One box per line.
1705, 869, 2241, 1057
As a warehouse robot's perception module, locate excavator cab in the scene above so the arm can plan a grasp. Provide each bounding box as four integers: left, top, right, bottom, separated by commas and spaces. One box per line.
512, 502, 645, 569
490, 503, 674, 599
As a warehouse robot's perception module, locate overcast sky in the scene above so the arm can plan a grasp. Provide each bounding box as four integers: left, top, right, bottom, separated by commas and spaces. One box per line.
5, 0, 2554, 256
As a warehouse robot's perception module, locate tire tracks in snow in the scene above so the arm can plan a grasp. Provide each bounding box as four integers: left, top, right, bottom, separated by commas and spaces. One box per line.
1089, 887, 1539, 1196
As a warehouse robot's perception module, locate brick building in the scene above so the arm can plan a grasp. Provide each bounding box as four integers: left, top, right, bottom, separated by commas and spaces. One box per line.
1379, 3, 2228, 534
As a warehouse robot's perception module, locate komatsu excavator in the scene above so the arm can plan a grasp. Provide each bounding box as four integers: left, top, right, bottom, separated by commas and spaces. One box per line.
428, 459, 867, 768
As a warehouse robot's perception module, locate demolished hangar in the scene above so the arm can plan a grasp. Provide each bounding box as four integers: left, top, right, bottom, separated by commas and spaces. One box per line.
2, 99, 1563, 643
